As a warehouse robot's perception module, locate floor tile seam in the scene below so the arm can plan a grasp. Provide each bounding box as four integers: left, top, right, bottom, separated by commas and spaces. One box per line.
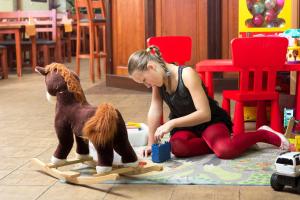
0, 145, 55, 181
0, 184, 53, 187
103, 183, 118, 199
169, 186, 175, 200
34, 181, 58, 200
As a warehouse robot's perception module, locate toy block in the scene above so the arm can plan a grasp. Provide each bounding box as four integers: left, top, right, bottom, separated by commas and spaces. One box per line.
285, 117, 295, 138
295, 136, 300, 151
152, 142, 171, 163
284, 108, 294, 128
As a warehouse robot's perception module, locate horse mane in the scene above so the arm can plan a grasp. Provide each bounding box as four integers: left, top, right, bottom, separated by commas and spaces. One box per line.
45, 63, 87, 104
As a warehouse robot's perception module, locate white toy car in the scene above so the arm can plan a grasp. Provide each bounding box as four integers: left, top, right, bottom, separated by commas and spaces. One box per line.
271, 152, 300, 192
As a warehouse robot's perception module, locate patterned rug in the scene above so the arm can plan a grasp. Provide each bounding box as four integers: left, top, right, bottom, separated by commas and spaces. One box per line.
76, 144, 283, 186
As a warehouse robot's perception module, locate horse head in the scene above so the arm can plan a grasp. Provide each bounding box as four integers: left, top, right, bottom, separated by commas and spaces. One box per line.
35, 63, 86, 104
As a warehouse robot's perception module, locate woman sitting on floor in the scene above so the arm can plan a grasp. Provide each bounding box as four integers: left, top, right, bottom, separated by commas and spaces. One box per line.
127, 46, 289, 158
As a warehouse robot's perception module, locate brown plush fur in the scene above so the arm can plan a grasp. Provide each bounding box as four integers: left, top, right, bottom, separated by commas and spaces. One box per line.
45, 63, 87, 104
83, 103, 118, 147
36, 63, 137, 168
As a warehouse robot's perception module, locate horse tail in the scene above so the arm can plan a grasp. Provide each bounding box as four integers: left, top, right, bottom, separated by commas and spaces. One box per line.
83, 103, 118, 147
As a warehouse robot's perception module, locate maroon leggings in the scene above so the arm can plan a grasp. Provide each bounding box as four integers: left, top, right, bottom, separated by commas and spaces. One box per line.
169, 123, 281, 159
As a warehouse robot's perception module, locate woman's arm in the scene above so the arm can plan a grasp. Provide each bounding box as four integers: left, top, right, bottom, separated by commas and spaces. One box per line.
144, 86, 163, 155
154, 67, 211, 141
147, 86, 163, 144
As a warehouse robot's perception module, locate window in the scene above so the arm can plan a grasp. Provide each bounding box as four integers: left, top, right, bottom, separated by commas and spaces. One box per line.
296, 157, 300, 165
276, 158, 294, 165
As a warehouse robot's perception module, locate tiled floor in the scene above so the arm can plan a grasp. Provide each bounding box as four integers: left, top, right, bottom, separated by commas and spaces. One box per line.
0, 59, 299, 200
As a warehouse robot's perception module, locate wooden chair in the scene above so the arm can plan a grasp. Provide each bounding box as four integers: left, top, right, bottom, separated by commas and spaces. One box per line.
0, 11, 21, 70
0, 11, 20, 23
57, 12, 72, 63
19, 9, 57, 66
0, 45, 8, 79
69, 14, 88, 56
91, 0, 107, 56
222, 37, 288, 135
75, 0, 106, 82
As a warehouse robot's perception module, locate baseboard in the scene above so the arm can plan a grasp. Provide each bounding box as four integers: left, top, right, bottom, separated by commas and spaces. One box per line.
106, 74, 151, 92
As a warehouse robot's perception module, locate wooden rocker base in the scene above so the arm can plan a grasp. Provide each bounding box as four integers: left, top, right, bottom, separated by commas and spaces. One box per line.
32, 157, 163, 185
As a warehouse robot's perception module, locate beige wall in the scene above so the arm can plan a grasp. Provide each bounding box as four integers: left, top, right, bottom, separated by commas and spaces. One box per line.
21, 0, 49, 11
0, 0, 17, 11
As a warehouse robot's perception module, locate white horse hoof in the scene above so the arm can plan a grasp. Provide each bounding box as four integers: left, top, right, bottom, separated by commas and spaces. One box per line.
50, 156, 67, 165
96, 166, 112, 174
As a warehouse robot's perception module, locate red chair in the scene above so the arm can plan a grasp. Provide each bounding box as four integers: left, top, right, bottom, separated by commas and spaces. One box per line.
147, 36, 192, 65
147, 36, 192, 124
222, 37, 288, 135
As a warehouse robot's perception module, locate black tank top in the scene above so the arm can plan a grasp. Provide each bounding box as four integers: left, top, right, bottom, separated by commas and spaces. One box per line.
159, 66, 233, 136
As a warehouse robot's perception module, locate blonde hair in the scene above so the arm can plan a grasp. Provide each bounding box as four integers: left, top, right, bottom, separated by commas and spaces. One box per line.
127, 45, 167, 75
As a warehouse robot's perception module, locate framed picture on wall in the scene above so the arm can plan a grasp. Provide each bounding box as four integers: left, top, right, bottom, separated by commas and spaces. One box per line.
31, 0, 47, 2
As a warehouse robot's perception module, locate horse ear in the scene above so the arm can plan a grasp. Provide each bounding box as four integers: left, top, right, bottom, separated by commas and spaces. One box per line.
35, 66, 47, 76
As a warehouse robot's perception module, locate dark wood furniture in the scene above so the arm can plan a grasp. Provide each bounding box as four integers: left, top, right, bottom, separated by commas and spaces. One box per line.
0, 45, 8, 79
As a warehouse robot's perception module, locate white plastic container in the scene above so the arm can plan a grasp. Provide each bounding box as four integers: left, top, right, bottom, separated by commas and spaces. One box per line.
126, 123, 148, 147
89, 123, 148, 164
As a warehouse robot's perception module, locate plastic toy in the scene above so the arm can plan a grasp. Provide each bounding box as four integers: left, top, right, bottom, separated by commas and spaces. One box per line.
284, 117, 300, 151
283, 108, 294, 128
126, 122, 149, 147
244, 106, 257, 122
244, 105, 271, 122
270, 152, 300, 192
283, 29, 300, 63
152, 142, 171, 163
32, 158, 163, 185
290, 135, 300, 151
239, 0, 292, 36
34, 63, 139, 172
33, 63, 163, 184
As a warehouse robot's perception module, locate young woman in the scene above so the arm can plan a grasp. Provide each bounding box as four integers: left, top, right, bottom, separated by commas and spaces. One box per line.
127, 46, 289, 158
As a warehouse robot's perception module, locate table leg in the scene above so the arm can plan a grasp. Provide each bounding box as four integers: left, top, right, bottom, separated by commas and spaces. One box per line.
30, 36, 36, 71
56, 28, 62, 63
66, 32, 71, 63
205, 72, 214, 99
15, 29, 22, 77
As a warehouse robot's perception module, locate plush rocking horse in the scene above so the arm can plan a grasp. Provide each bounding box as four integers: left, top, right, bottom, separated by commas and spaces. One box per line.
35, 63, 139, 175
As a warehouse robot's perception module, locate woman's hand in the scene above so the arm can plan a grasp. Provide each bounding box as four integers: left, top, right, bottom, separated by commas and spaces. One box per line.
142, 145, 152, 157
154, 120, 174, 143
